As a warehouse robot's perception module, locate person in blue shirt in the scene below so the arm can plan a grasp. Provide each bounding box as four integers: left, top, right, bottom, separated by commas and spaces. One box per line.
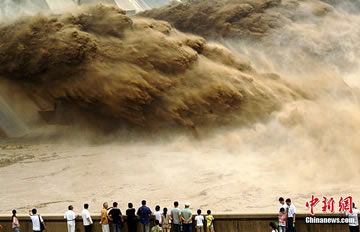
137, 200, 152, 232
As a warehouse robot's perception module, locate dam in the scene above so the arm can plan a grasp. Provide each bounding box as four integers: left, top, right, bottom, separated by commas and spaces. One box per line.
0, 1, 359, 230
0, 0, 173, 17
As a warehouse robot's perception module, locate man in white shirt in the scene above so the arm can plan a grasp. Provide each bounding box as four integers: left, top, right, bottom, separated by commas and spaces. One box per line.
64, 205, 77, 232
278, 197, 287, 211
29, 209, 45, 232
286, 198, 296, 232
82, 203, 93, 232
194, 209, 204, 232
345, 203, 359, 232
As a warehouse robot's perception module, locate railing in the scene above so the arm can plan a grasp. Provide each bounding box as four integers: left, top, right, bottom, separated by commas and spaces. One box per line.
0, 214, 350, 232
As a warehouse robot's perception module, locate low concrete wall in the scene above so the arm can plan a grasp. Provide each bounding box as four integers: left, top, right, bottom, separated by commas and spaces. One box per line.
0, 214, 350, 232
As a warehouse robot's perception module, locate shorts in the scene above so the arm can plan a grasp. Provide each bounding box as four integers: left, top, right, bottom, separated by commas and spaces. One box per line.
207, 226, 215, 232
196, 226, 204, 232
162, 224, 171, 229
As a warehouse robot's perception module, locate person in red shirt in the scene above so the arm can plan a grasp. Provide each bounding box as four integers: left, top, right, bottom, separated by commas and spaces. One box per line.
278, 208, 287, 232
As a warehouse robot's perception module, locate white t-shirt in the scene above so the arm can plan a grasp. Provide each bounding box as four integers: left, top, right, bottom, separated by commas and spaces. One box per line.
272, 230, 279, 232
154, 211, 162, 224
64, 210, 76, 223
287, 204, 296, 217
81, 209, 93, 226
30, 215, 43, 231
195, 215, 204, 226
279, 204, 287, 211
346, 208, 359, 226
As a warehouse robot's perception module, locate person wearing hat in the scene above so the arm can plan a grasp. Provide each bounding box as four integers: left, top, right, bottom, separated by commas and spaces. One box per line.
180, 203, 193, 232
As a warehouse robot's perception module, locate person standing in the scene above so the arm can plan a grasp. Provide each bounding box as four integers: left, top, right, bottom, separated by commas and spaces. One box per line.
82, 204, 93, 232
64, 205, 77, 232
100, 202, 110, 232
278, 207, 287, 232
109, 202, 123, 232
11, 210, 20, 232
194, 209, 204, 232
161, 208, 171, 232
126, 203, 137, 232
170, 201, 181, 232
346, 203, 359, 232
29, 209, 45, 232
180, 203, 193, 232
205, 210, 214, 232
286, 199, 296, 232
137, 200, 152, 232
278, 197, 287, 211
154, 206, 162, 225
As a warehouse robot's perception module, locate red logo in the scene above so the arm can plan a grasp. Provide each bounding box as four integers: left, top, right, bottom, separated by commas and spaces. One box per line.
322, 197, 335, 213
306, 196, 353, 215
339, 196, 353, 214
305, 195, 319, 215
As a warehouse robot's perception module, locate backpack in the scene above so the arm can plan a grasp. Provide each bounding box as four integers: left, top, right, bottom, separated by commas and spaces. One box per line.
38, 215, 45, 231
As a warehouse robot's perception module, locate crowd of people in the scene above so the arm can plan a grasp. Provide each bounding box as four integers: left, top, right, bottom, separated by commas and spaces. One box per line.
6, 200, 215, 232
2, 197, 358, 232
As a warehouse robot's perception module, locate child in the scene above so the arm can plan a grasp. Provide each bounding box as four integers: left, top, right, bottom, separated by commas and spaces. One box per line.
195, 209, 204, 232
154, 205, 162, 225
12, 209, 20, 232
205, 210, 215, 232
269, 222, 279, 232
151, 220, 163, 232
161, 208, 171, 232
278, 208, 286, 232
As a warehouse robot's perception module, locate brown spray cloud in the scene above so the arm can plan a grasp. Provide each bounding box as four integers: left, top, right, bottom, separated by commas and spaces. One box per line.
140, 0, 294, 39
140, 0, 358, 39
141, 0, 360, 75
138, 0, 360, 199
0, 4, 305, 134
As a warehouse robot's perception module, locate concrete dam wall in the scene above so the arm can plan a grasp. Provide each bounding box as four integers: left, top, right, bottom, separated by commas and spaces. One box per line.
0, 214, 350, 232
0, 0, 172, 17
